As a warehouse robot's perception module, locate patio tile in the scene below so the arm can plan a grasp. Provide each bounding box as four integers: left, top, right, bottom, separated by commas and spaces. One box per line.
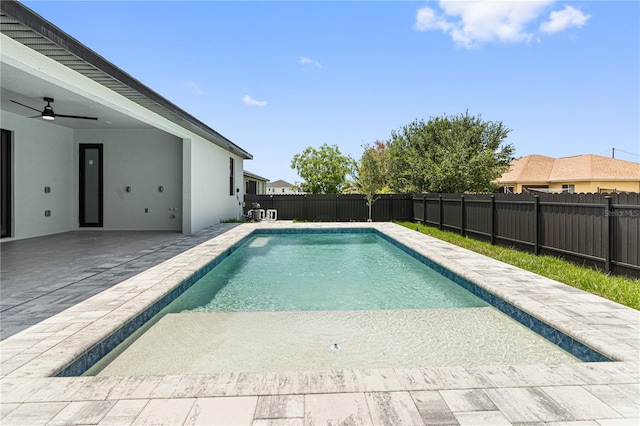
255, 395, 304, 419
48, 400, 116, 425
68, 376, 124, 401
439, 389, 497, 412
106, 375, 163, 400
98, 399, 149, 425
464, 365, 526, 388
198, 372, 241, 396
1, 223, 639, 425
582, 385, 640, 418
304, 393, 372, 425
595, 419, 640, 425
184, 396, 257, 425
484, 387, 573, 423
307, 369, 360, 394
453, 410, 511, 425
132, 398, 195, 425
253, 419, 304, 426
540, 386, 623, 420
410, 390, 459, 425
0, 402, 21, 419
0, 401, 68, 425
365, 391, 424, 425
422, 367, 485, 389
612, 383, 640, 401
353, 368, 404, 392
148, 374, 184, 398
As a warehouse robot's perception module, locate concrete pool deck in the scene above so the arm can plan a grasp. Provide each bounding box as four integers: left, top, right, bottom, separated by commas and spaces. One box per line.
1, 222, 638, 425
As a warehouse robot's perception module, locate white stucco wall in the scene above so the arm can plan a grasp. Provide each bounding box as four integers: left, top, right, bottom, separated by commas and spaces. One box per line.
0, 111, 73, 240
185, 137, 244, 233
74, 129, 182, 231
2, 32, 250, 239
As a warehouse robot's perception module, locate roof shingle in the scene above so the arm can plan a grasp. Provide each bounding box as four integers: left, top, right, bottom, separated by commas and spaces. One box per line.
496, 154, 640, 183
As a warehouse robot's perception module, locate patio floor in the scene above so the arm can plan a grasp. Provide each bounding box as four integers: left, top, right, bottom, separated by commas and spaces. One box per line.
0, 222, 638, 425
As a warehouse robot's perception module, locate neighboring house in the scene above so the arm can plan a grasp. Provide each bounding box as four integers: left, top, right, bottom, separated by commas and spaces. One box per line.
495, 154, 640, 194
244, 170, 268, 195
0, 1, 253, 241
267, 179, 304, 194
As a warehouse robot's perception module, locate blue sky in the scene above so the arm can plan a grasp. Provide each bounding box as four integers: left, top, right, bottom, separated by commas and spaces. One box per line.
24, 1, 640, 184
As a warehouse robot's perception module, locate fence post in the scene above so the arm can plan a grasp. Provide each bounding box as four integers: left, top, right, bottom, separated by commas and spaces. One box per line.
460, 195, 465, 236
534, 195, 540, 255
335, 195, 339, 221
604, 195, 613, 273
438, 195, 443, 230
423, 195, 427, 224
490, 194, 496, 245
304, 195, 308, 221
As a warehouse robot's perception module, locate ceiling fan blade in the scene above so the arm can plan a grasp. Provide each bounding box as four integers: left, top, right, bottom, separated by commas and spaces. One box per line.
10, 100, 41, 113
55, 113, 98, 120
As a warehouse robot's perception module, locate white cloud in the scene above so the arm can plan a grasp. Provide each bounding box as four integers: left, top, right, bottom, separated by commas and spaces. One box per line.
242, 95, 268, 107
184, 81, 204, 96
300, 56, 322, 68
540, 5, 591, 34
414, 1, 589, 48
414, 6, 453, 32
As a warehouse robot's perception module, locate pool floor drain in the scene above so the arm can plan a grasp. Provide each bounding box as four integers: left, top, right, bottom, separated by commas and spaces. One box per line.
330, 343, 341, 351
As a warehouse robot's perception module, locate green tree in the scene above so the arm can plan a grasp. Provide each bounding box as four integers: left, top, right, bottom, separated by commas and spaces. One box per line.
291, 144, 356, 194
357, 141, 388, 220
387, 111, 514, 193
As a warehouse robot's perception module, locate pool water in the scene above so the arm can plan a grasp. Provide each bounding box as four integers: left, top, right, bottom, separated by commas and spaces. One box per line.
88, 231, 580, 376
164, 233, 488, 313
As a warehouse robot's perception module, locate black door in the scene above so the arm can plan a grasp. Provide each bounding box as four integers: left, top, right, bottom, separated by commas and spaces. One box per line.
79, 144, 103, 227
1, 129, 11, 237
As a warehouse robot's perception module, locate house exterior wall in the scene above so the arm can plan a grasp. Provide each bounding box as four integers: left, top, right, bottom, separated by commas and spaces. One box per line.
2, 33, 250, 239
0, 111, 73, 240
503, 180, 640, 194
244, 177, 267, 194
73, 129, 182, 231
267, 185, 303, 194
547, 180, 640, 194
185, 138, 244, 233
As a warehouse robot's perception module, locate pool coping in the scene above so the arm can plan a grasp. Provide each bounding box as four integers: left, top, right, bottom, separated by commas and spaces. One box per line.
1, 222, 639, 424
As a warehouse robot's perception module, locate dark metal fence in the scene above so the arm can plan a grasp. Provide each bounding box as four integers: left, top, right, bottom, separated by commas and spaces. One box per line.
413, 193, 640, 278
244, 194, 414, 222
244, 193, 639, 277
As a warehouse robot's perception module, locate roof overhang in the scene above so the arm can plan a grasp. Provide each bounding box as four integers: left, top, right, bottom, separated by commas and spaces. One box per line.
0, 0, 252, 160
243, 170, 269, 182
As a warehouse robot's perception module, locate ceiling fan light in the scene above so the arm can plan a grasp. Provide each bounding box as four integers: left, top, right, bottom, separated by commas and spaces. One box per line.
42, 107, 55, 120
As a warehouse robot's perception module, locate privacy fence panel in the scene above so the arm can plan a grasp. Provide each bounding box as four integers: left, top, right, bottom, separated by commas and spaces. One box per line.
463, 194, 492, 240
612, 193, 640, 276
411, 192, 639, 278
538, 193, 606, 264
244, 194, 412, 223
246, 192, 639, 277
493, 193, 535, 249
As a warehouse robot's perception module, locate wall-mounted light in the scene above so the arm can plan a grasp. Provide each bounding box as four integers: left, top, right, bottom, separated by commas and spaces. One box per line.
158, 186, 164, 192
125, 186, 131, 192
44, 186, 51, 193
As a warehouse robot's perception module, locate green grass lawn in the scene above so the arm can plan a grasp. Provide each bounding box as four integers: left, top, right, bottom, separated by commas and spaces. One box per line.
397, 221, 640, 310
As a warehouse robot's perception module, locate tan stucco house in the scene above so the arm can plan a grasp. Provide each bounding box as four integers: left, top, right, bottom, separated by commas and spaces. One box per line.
495, 154, 640, 194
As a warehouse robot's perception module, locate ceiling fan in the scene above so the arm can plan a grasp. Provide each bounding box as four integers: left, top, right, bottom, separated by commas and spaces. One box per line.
10, 97, 98, 121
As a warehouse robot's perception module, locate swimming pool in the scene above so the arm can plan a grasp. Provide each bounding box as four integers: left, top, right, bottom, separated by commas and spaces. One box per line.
68, 228, 609, 377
